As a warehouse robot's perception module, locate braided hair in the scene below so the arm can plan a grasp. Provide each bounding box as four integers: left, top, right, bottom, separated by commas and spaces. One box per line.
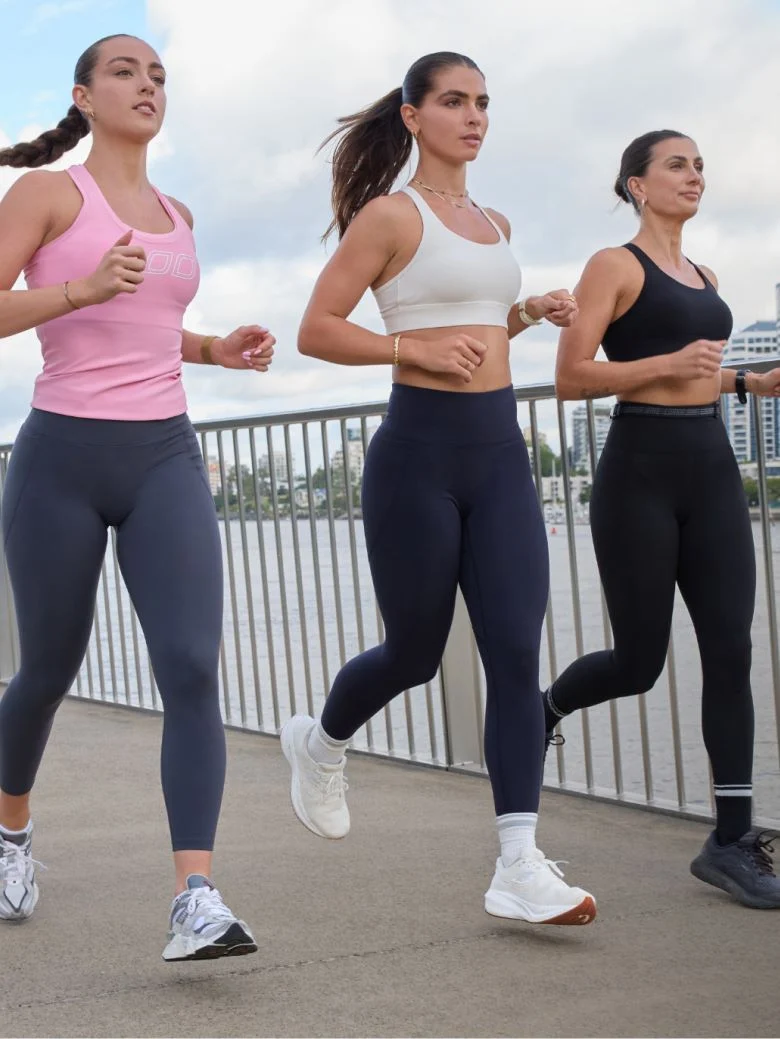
0, 35, 135, 169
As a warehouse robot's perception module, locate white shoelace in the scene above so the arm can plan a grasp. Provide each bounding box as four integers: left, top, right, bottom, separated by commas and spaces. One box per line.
182, 886, 235, 924
311, 768, 348, 804
0, 837, 45, 883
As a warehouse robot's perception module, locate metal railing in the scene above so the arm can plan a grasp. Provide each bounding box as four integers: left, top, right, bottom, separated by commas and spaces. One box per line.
1, 364, 779, 826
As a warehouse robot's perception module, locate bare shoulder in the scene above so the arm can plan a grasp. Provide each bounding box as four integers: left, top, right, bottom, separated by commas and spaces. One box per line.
579, 246, 639, 287
166, 195, 194, 229
483, 207, 510, 239
341, 192, 416, 247
696, 263, 718, 289
2, 168, 71, 205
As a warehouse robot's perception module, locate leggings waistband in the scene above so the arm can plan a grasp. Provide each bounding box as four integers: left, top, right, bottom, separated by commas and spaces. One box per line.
612, 401, 721, 420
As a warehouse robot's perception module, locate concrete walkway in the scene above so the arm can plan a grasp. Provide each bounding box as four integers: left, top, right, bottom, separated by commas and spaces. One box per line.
1, 698, 777, 1039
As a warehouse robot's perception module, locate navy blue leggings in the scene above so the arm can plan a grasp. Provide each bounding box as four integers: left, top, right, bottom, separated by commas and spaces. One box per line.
321, 384, 549, 815
0, 409, 225, 851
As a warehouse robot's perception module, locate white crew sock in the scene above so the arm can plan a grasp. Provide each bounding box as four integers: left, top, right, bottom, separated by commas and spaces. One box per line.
0, 819, 32, 843
497, 812, 538, 866
307, 721, 349, 765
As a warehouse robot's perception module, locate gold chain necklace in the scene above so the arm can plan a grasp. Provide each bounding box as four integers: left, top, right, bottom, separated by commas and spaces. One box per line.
410, 178, 470, 209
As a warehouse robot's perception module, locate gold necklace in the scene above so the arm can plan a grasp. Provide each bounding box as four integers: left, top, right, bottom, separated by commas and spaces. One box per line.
410, 178, 470, 209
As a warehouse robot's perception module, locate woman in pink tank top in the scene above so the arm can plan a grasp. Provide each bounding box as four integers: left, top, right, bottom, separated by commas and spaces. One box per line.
0, 34, 273, 961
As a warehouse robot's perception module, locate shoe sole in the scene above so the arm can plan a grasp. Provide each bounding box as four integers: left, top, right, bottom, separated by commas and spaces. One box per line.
690, 857, 780, 910
163, 922, 259, 962
280, 721, 349, 841
485, 891, 597, 925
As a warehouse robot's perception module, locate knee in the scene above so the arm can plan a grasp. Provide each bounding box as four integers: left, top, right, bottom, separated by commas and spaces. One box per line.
381, 643, 441, 690
704, 631, 752, 683
611, 649, 666, 696
154, 642, 219, 707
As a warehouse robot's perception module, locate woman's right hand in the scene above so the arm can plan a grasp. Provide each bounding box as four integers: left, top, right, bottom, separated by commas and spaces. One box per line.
666, 339, 725, 380
70, 231, 147, 307
404, 333, 488, 383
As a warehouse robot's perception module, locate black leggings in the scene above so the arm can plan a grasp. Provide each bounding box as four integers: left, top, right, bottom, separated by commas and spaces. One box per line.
321, 384, 549, 815
0, 409, 225, 851
549, 403, 755, 796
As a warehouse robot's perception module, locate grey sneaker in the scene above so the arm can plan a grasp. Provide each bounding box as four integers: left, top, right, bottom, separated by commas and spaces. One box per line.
0, 825, 40, 922
162, 875, 257, 961
690, 830, 780, 909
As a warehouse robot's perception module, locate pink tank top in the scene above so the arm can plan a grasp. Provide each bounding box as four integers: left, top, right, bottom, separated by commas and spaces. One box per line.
24, 164, 200, 420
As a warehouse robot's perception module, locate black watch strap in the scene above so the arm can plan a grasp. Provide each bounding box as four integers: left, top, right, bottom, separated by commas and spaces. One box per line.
736, 369, 749, 404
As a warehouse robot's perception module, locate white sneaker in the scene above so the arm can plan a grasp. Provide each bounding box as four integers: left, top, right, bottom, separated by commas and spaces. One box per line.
484, 848, 596, 925
162, 874, 257, 962
280, 714, 350, 839
0, 825, 40, 922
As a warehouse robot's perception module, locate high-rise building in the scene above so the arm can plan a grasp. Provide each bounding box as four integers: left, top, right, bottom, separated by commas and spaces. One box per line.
722, 317, 780, 463
571, 404, 612, 470
258, 451, 291, 488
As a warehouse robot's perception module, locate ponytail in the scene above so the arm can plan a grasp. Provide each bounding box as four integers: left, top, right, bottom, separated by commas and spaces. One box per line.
0, 105, 89, 169
321, 87, 410, 240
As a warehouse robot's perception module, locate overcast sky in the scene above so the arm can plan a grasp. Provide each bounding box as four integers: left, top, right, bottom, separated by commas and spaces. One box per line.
1, 0, 779, 444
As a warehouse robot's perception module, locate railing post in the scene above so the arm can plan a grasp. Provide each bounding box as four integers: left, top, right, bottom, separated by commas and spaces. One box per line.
439, 589, 483, 768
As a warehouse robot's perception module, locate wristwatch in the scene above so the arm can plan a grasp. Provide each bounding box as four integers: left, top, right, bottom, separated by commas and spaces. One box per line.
735, 369, 751, 405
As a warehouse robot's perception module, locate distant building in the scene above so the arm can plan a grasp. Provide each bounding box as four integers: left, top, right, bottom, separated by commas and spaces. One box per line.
258, 451, 290, 488
332, 429, 366, 486
723, 315, 780, 463
571, 404, 612, 470
206, 457, 220, 494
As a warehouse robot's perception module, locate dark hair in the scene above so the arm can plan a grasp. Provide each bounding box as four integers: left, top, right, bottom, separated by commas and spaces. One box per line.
614, 130, 690, 213
322, 51, 483, 239
0, 34, 136, 169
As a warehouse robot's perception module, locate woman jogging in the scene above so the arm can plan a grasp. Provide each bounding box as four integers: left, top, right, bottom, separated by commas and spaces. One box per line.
546, 130, 780, 910
281, 52, 596, 926
0, 34, 275, 959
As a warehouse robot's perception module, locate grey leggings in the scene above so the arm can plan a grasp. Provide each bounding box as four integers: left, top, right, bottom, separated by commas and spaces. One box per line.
0, 409, 225, 851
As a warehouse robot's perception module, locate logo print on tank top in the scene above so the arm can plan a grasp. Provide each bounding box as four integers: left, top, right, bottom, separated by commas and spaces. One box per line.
145, 250, 197, 280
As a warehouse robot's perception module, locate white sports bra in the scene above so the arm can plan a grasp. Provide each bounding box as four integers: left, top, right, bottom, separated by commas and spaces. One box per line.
372, 184, 522, 334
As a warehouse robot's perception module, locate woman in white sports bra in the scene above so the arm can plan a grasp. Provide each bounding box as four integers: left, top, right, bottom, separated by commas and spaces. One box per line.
281, 51, 596, 925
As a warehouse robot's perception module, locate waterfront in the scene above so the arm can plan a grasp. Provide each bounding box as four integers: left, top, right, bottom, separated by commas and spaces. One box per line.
78, 516, 780, 826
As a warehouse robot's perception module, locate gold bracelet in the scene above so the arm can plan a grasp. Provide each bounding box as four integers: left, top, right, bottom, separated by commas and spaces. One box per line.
392, 334, 402, 366
63, 281, 79, 311
200, 335, 218, 365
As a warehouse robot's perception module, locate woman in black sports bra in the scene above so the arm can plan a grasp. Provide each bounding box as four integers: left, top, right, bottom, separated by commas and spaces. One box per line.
546, 130, 780, 909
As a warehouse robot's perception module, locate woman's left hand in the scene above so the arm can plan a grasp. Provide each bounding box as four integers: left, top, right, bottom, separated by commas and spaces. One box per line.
528, 290, 579, 328
212, 325, 276, 372
754, 368, 780, 397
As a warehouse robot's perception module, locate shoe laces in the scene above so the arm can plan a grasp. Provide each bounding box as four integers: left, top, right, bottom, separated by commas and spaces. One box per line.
0, 836, 45, 884
739, 831, 777, 877
181, 885, 235, 924
546, 733, 565, 748
516, 848, 569, 879
311, 765, 348, 803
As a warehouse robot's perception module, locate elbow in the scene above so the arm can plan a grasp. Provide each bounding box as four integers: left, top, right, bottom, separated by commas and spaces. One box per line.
554, 370, 579, 401
297, 321, 319, 359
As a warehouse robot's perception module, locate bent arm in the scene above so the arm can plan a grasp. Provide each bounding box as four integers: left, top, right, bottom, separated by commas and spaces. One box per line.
0, 173, 80, 338
555, 251, 672, 400
298, 199, 402, 367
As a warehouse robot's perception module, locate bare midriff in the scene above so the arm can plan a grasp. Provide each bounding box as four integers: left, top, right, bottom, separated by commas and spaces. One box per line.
619, 371, 722, 407
393, 324, 512, 393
